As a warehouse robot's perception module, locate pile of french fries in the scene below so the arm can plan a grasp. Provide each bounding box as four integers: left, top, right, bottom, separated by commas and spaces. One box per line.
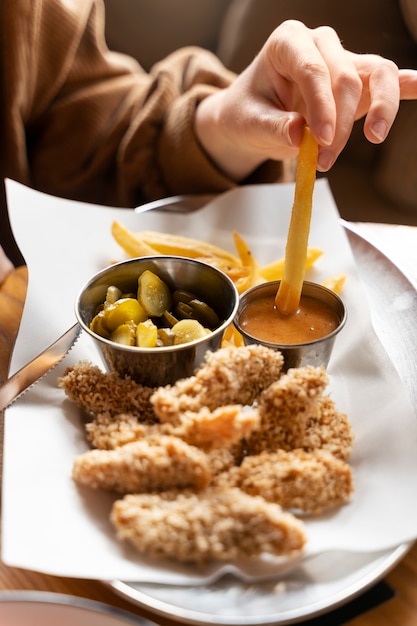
111, 220, 346, 348
111, 220, 345, 296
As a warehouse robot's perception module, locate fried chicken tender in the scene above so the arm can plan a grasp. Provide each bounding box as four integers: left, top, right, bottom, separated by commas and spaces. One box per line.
111, 487, 306, 563
217, 449, 353, 514
86, 404, 259, 452
239, 366, 330, 456
161, 405, 260, 451
58, 361, 156, 421
151, 344, 284, 424
302, 395, 353, 461
72, 437, 211, 493
86, 411, 148, 449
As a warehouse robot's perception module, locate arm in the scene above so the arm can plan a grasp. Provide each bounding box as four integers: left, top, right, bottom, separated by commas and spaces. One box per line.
5, 0, 269, 207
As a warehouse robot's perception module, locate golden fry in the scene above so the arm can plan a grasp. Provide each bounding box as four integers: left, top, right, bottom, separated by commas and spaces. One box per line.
322, 273, 347, 294
112, 221, 157, 257
111, 212, 345, 302
221, 324, 245, 348
260, 248, 323, 282
275, 127, 318, 315
232, 231, 264, 290
137, 230, 240, 265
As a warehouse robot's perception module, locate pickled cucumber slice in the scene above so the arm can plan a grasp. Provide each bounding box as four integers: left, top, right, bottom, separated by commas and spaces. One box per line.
157, 327, 175, 346
110, 322, 136, 346
171, 319, 210, 345
163, 310, 179, 327
136, 319, 158, 347
105, 297, 148, 332
188, 299, 220, 328
137, 270, 172, 317
104, 285, 123, 306
174, 302, 197, 320
172, 289, 197, 306
90, 309, 110, 338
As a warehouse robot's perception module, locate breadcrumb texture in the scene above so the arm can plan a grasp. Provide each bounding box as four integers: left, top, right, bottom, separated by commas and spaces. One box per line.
111, 487, 306, 563
58, 344, 355, 564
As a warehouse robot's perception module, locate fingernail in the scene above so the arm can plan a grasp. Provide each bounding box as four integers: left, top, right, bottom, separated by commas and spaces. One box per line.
371, 120, 388, 142
283, 118, 294, 146
317, 150, 334, 171
319, 124, 334, 146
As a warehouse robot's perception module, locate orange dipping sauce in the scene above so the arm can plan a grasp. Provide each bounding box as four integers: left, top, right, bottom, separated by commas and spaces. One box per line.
238, 293, 340, 345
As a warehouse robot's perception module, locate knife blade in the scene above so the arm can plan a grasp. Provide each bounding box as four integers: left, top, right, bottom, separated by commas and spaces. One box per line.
0, 322, 81, 412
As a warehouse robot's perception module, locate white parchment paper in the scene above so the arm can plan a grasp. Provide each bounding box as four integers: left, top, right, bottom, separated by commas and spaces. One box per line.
2, 179, 417, 583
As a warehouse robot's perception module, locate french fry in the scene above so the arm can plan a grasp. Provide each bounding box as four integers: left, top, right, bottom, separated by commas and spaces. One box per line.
232, 231, 264, 290
322, 273, 347, 294
221, 324, 245, 348
260, 248, 323, 282
112, 221, 157, 257
275, 126, 318, 315
135, 230, 240, 265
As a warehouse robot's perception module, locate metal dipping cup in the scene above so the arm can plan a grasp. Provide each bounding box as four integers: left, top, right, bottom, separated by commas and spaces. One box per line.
76, 256, 239, 387
234, 280, 347, 371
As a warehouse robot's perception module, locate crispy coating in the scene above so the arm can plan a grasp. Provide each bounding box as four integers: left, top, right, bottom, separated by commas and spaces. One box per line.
151, 344, 284, 424
86, 404, 260, 452
86, 411, 149, 449
239, 366, 330, 457
161, 405, 260, 452
217, 449, 353, 514
63, 346, 355, 564
58, 361, 156, 421
111, 487, 306, 563
302, 396, 353, 461
72, 437, 211, 493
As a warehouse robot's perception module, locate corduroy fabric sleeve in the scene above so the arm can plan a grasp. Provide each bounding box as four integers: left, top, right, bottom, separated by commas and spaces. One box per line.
2, 0, 284, 209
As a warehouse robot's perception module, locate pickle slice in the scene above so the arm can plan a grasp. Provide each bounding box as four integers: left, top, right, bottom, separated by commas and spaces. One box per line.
189, 299, 220, 328
174, 302, 197, 320
136, 319, 158, 347
171, 319, 210, 345
110, 322, 136, 346
90, 309, 110, 338
104, 285, 123, 306
158, 327, 175, 346
172, 289, 197, 306
137, 270, 172, 317
105, 297, 148, 332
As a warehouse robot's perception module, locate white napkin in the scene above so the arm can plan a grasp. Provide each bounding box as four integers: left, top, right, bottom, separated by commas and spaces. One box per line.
2, 179, 417, 583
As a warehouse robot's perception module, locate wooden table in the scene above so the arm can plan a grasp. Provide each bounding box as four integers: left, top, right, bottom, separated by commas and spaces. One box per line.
1, 261, 417, 626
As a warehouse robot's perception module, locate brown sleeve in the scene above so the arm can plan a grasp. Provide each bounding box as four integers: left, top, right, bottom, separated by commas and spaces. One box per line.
2, 0, 283, 208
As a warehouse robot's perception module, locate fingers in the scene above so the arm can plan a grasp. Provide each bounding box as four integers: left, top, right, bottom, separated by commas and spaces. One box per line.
264, 21, 413, 171
310, 27, 363, 171
353, 54, 400, 145
398, 69, 417, 99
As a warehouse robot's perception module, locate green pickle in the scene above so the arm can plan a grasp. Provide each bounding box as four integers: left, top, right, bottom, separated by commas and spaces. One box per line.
89, 269, 220, 348
138, 270, 172, 316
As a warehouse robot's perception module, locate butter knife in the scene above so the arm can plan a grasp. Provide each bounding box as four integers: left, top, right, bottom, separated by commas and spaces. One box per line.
0, 322, 81, 412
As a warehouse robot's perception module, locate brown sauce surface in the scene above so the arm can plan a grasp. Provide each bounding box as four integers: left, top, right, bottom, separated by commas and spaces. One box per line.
239, 294, 339, 344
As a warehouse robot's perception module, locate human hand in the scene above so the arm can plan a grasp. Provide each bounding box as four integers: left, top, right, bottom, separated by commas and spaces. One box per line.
195, 20, 417, 180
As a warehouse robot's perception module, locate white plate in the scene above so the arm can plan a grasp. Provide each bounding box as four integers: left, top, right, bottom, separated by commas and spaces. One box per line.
0, 591, 155, 626
4, 181, 417, 622
104, 228, 416, 625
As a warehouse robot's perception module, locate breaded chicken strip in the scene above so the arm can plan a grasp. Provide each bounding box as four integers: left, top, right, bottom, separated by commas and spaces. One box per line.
240, 366, 329, 456
111, 487, 306, 563
302, 396, 354, 461
86, 411, 148, 449
58, 361, 156, 421
217, 449, 353, 514
86, 405, 259, 452
151, 344, 284, 424
72, 436, 211, 493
